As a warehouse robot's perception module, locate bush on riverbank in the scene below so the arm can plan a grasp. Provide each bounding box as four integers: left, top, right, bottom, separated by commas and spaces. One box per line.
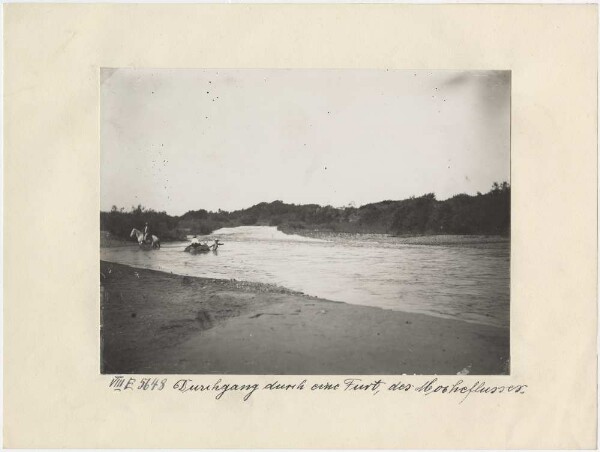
100, 205, 186, 241
101, 182, 510, 240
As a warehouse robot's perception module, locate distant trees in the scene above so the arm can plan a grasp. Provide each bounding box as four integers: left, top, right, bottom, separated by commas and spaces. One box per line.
386, 183, 510, 235
100, 204, 183, 241
100, 182, 510, 240
389, 193, 436, 233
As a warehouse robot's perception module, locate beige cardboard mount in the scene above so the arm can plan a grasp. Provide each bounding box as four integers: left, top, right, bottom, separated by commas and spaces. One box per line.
4, 4, 597, 449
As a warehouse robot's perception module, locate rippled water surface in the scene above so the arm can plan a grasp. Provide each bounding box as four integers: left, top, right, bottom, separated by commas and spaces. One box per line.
101, 226, 509, 328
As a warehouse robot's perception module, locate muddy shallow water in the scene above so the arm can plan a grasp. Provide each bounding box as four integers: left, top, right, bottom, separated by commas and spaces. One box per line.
101, 226, 510, 328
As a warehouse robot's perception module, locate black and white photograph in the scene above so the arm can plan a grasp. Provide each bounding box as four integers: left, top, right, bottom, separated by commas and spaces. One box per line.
100, 68, 510, 375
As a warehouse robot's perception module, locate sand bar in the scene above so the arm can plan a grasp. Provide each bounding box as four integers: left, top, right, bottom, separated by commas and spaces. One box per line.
101, 261, 509, 375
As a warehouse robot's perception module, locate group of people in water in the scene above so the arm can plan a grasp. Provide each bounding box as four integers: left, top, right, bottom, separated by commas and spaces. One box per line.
190, 235, 222, 251
140, 222, 221, 251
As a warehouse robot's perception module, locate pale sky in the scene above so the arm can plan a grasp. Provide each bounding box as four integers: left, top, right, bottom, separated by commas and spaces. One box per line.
101, 69, 510, 215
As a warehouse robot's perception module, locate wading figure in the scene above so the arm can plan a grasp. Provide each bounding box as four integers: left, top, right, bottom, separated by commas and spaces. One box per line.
211, 239, 224, 251
130, 228, 161, 249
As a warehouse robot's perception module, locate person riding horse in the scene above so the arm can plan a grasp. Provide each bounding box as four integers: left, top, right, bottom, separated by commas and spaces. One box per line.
143, 222, 150, 243
130, 227, 160, 249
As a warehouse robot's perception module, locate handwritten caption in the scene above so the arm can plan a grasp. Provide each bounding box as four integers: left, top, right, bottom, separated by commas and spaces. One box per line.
108, 376, 526, 403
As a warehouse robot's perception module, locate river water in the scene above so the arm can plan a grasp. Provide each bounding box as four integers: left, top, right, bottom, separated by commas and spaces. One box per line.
101, 226, 509, 328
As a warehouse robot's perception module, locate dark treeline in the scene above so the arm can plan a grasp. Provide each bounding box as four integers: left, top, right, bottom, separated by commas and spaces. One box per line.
101, 182, 510, 241
100, 205, 182, 241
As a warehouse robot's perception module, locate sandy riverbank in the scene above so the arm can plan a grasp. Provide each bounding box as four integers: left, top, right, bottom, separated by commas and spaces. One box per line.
100, 261, 509, 375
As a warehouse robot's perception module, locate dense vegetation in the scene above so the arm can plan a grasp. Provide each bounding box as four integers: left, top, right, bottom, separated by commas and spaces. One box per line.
101, 182, 510, 241
100, 205, 182, 241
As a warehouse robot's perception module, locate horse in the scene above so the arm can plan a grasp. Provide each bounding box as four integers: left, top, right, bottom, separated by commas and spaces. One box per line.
130, 228, 161, 249
184, 243, 210, 253
184, 239, 223, 254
